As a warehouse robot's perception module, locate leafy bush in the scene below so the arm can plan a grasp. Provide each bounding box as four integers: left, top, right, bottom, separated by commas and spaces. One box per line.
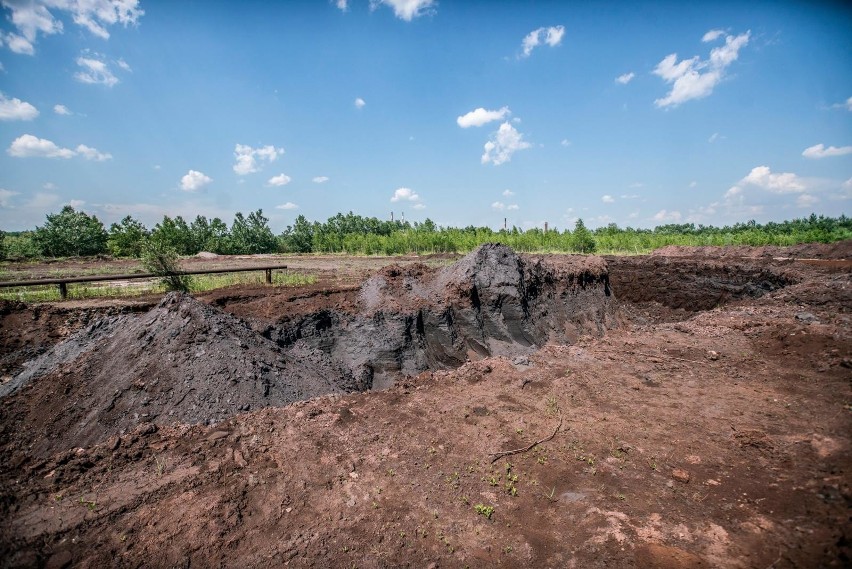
108, 216, 149, 257
141, 240, 191, 292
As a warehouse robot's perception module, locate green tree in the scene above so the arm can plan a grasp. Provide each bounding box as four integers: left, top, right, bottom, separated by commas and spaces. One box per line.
34, 206, 108, 257
141, 240, 191, 292
229, 209, 277, 254
570, 218, 596, 254
149, 215, 195, 255
280, 214, 315, 253
107, 216, 149, 257
0, 229, 5, 261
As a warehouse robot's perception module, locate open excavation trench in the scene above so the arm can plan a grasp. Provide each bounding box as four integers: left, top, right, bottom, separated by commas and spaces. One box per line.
0, 244, 795, 459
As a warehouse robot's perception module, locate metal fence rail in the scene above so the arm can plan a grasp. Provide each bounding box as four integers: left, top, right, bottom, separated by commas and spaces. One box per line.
0, 264, 289, 299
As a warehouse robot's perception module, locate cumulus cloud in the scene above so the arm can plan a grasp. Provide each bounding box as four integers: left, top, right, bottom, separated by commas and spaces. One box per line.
354, 97, 366, 109
708, 132, 726, 143
275, 202, 299, 210
601, 195, 615, 203
615, 72, 635, 85
653, 30, 750, 108
481, 122, 531, 166
521, 25, 565, 58
832, 96, 852, 111
411, 203, 426, 210
740, 165, 806, 193
336, 0, 348, 11
560, 139, 571, 146
502, 189, 515, 197
74, 54, 120, 86
702, 29, 725, 42
802, 143, 852, 159
75, 144, 112, 161
0, 0, 143, 54
371, 0, 436, 21
390, 187, 420, 202
0, 92, 38, 120
180, 170, 213, 192
7, 134, 75, 158
653, 209, 682, 222
53, 104, 71, 115
312, 176, 329, 183
233, 143, 284, 175
267, 173, 292, 186
457, 106, 510, 128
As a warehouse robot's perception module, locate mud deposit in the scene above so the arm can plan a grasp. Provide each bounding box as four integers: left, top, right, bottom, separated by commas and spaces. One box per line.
1, 243, 850, 568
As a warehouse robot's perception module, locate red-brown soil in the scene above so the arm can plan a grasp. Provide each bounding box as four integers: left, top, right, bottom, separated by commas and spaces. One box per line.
0, 243, 850, 568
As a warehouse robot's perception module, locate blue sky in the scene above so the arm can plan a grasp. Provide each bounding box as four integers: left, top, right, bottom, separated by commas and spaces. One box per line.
0, 0, 850, 233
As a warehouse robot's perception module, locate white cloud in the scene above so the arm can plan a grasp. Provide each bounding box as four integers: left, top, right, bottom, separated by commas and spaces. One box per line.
354, 97, 366, 109
844, 177, 852, 190
411, 203, 426, 210
802, 143, 852, 159
390, 187, 420, 202
0, 92, 38, 120
67, 199, 85, 208
312, 176, 329, 183
53, 104, 71, 115
7, 134, 75, 158
336, 0, 348, 11
502, 189, 514, 197
653, 209, 682, 222
456, 106, 510, 128
116, 58, 131, 71
0, 0, 143, 54
653, 31, 750, 108
43, 182, 57, 190
180, 170, 212, 192
615, 72, 635, 85
481, 122, 531, 166
75, 144, 112, 161
601, 195, 615, 203
267, 173, 292, 186
702, 29, 725, 42
689, 181, 698, 188
740, 165, 806, 193
233, 143, 284, 175
275, 202, 299, 210
74, 54, 119, 86
620, 194, 640, 199
832, 97, 852, 111
521, 25, 565, 58
796, 194, 819, 208
372, 0, 436, 21
560, 139, 571, 146
0, 188, 19, 207
708, 132, 725, 143
26, 192, 59, 209
491, 201, 519, 211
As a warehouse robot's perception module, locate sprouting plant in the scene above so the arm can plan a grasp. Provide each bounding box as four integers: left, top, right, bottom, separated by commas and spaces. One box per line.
155, 455, 166, 476
79, 497, 97, 511
474, 504, 495, 519
546, 487, 557, 502
545, 396, 560, 416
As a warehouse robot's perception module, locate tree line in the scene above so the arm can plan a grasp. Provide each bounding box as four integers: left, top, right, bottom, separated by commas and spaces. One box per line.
0, 207, 850, 261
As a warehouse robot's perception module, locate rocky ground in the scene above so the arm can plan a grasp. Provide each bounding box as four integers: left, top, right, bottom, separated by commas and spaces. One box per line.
0, 243, 850, 568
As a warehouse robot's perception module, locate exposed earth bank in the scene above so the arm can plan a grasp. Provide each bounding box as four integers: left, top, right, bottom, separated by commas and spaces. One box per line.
0, 242, 850, 568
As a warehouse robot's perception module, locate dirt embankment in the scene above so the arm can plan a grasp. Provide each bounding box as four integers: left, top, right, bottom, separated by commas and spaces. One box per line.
1, 244, 615, 458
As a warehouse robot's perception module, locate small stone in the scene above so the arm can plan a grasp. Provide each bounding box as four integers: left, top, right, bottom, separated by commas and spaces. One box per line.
707, 350, 719, 361
795, 312, 818, 324
672, 469, 691, 483
234, 450, 247, 468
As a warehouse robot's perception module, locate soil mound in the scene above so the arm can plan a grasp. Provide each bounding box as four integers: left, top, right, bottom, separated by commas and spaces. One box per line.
267, 244, 616, 389
0, 293, 346, 457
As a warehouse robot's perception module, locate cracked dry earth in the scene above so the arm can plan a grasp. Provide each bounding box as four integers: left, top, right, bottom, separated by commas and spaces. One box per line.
0, 244, 850, 568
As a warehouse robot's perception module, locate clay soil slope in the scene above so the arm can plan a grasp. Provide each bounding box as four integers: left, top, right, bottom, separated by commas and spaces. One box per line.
0, 243, 850, 568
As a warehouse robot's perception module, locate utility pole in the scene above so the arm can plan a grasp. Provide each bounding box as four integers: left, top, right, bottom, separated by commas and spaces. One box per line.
504, 217, 507, 231
391, 211, 394, 222
544, 221, 549, 233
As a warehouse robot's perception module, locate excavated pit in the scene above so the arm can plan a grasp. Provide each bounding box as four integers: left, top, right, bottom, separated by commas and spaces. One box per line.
0, 244, 616, 457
